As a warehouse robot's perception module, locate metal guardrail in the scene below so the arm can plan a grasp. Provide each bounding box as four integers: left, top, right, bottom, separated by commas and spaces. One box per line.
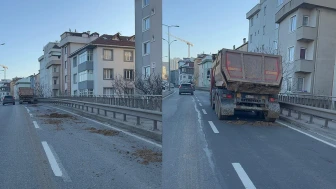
40, 95, 162, 112
278, 93, 336, 110
279, 102, 336, 128
39, 98, 162, 131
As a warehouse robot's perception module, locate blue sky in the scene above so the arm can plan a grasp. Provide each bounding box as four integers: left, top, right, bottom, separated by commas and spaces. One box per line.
0, 0, 135, 80
162, 0, 259, 62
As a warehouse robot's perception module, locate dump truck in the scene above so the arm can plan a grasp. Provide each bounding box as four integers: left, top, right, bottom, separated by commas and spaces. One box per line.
18, 87, 37, 104
210, 48, 282, 122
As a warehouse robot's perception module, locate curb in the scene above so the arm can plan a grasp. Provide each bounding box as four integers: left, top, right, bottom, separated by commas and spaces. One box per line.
279, 115, 312, 131
47, 103, 162, 143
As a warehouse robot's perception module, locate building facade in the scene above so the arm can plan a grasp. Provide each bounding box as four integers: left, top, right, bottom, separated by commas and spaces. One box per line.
13, 77, 31, 99
59, 31, 100, 95
0, 81, 10, 99
178, 59, 194, 85
38, 42, 61, 97
234, 38, 249, 52
68, 33, 135, 96
198, 55, 212, 88
135, 0, 162, 78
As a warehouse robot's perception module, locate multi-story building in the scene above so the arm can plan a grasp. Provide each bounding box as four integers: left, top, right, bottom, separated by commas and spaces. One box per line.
247, 0, 282, 53
59, 31, 100, 95
233, 38, 249, 52
135, 0, 162, 78
68, 33, 135, 96
275, 0, 336, 95
0, 81, 10, 99
38, 42, 61, 97
198, 55, 212, 88
178, 58, 194, 85
193, 56, 202, 87
10, 77, 22, 96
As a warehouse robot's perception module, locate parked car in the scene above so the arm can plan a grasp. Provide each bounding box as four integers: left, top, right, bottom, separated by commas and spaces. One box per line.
3, 95, 15, 105
179, 83, 194, 95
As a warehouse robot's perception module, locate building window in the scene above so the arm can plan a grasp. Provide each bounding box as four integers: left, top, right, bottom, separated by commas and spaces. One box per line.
125, 88, 134, 95
53, 67, 57, 72
124, 69, 134, 80
143, 41, 150, 55
303, 16, 309, 26
79, 50, 93, 64
290, 15, 297, 32
300, 48, 306, 59
103, 69, 114, 80
54, 79, 57, 85
250, 17, 253, 26
287, 77, 292, 91
103, 49, 113, 60
250, 34, 252, 43
262, 45, 265, 51
65, 61, 67, 69
124, 50, 134, 62
264, 6, 266, 15
276, 23, 279, 29
103, 88, 114, 96
297, 78, 304, 91
188, 75, 192, 79
278, 0, 283, 6
64, 46, 67, 54
144, 66, 150, 78
79, 70, 93, 82
142, 0, 149, 7
288, 47, 294, 62
73, 74, 77, 84
65, 75, 67, 83
263, 26, 266, 35
74, 90, 77, 96
143, 17, 150, 31
79, 89, 93, 97
256, 13, 258, 18
274, 41, 278, 50
73, 57, 77, 67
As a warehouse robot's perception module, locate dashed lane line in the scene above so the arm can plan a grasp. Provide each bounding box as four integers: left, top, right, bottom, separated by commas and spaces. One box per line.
208, 121, 219, 133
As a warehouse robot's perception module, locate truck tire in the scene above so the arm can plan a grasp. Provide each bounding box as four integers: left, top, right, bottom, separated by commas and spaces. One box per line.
217, 107, 229, 120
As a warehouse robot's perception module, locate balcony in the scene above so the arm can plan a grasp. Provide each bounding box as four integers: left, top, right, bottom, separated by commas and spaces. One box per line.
276, 0, 336, 23
52, 84, 60, 90
294, 59, 314, 73
296, 26, 317, 42
52, 72, 60, 78
78, 61, 93, 72
78, 80, 94, 90
246, 3, 261, 19
46, 60, 61, 69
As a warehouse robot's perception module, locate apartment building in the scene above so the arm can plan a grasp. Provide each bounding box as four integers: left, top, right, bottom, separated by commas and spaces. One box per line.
10, 77, 21, 96
178, 59, 194, 85
198, 55, 212, 88
38, 42, 61, 97
68, 33, 135, 96
247, 0, 283, 53
135, 0, 162, 78
59, 31, 100, 95
275, 0, 336, 95
193, 56, 202, 87
233, 38, 249, 52
0, 81, 10, 99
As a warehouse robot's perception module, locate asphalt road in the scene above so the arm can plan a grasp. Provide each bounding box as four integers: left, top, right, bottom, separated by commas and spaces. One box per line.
163, 89, 336, 189
0, 103, 161, 189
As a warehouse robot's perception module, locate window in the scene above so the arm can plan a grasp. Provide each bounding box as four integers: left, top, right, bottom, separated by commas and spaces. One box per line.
79, 89, 93, 97
64, 46, 67, 54
262, 45, 265, 51
256, 13, 258, 18
264, 6, 266, 15
142, 0, 149, 7
274, 41, 278, 50
103, 49, 113, 60
276, 23, 279, 29
124, 50, 134, 62
297, 78, 304, 91
65, 75, 67, 83
143, 17, 150, 31
79, 70, 93, 82
73, 74, 77, 84
188, 75, 192, 79
74, 90, 77, 96
290, 15, 297, 32
144, 66, 150, 78
278, 0, 283, 6
300, 48, 306, 59
54, 79, 57, 85
303, 16, 309, 26
103, 88, 114, 96
287, 77, 292, 91
124, 69, 134, 80
250, 34, 252, 43
65, 61, 67, 69
125, 88, 134, 95
73, 57, 77, 67
143, 41, 150, 55
53, 67, 57, 72
263, 26, 266, 35
250, 17, 253, 26
79, 51, 93, 64
103, 69, 114, 80
288, 47, 294, 62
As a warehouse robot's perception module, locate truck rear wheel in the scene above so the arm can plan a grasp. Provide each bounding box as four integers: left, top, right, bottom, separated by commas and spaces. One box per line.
217, 107, 229, 120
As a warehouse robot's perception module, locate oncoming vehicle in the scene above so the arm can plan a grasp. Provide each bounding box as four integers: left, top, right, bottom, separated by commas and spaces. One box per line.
179, 83, 194, 95
3, 95, 15, 105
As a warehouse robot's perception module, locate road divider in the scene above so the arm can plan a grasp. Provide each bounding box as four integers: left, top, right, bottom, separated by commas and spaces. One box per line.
232, 163, 256, 189
208, 121, 219, 133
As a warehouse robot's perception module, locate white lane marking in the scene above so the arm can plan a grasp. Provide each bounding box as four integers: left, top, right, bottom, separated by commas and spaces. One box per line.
199, 103, 202, 106
197, 99, 200, 102
232, 163, 256, 189
277, 121, 336, 149
202, 109, 207, 114
33, 121, 39, 129
46, 105, 162, 148
26, 108, 30, 113
208, 121, 219, 133
42, 141, 63, 177
30, 113, 33, 117
48, 143, 72, 182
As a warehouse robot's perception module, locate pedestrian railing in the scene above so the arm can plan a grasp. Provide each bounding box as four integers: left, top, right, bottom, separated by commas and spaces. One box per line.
39, 98, 162, 131
278, 93, 336, 110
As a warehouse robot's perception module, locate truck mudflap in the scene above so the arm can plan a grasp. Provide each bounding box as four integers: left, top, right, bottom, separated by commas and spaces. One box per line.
264, 102, 280, 119
220, 102, 280, 117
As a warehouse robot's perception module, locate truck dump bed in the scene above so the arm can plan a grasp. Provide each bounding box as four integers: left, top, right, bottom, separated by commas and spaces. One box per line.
19, 87, 34, 96
213, 49, 282, 94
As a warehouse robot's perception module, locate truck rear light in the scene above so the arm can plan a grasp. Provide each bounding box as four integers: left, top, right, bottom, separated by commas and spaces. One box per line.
269, 97, 275, 102
222, 94, 233, 98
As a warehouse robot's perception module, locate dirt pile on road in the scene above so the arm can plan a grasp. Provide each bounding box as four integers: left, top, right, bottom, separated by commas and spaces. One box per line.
85, 127, 120, 136
227, 120, 247, 125
133, 149, 162, 165
252, 121, 276, 126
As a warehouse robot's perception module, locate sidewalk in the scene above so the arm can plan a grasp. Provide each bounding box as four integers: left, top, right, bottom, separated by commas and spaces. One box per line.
280, 109, 336, 143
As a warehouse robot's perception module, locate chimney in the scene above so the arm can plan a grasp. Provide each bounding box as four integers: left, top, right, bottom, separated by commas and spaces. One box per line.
243, 38, 246, 43
87, 31, 90, 35
233, 45, 236, 50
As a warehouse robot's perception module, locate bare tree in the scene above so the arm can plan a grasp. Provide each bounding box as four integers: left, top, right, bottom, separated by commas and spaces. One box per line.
193, 72, 200, 87
134, 73, 162, 95
34, 82, 52, 97
111, 74, 135, 97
